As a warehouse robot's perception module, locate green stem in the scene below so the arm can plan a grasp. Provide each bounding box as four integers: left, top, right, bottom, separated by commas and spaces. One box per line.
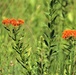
40, 36, 44, 75
70, 41, 74, 75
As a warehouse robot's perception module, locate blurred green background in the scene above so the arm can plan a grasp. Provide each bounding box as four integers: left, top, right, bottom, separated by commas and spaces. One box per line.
0, 0, 75, 75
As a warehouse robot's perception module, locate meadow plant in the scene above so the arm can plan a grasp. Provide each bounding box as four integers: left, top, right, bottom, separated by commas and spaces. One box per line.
40, 0, 75, 75
2, 18, 32, 75
2, 0, 76, 75
62, 29, 76, 75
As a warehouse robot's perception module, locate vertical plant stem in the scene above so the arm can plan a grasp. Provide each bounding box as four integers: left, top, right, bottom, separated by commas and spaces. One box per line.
40, 36, 44, 75
70, 40, 74, 75
12, 65, 15, 75
57, 16, 64, 75
0, 52, 2, 75
66, 64, 69, 75
58, 39, 64, 75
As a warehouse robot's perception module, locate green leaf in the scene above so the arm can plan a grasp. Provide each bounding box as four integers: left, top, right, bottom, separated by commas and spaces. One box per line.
44, 40, 48, 46
50, 45, 56, 47
51, 15, 58, 24
50, 0, 56, 8
50, 30, 55, 38
4, 26, 10, 31
49, 49, 53, 56
19, 42, 23, 49
16, 58, 28, 70
44, 32, 48, 38
37, 62, 41, 68
48, 22, 51, 28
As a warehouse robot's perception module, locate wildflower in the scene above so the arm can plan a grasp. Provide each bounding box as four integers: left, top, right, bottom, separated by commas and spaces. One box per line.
62, 30, 76, 39
2, 18, 10, 25
18, 19, 24, 25
2, 18, 24, 26
72, 30, 76, 38
10, 19, 19, 26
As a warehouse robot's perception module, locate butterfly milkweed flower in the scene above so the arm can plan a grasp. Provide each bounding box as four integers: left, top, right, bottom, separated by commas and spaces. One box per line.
10, 18, 19, 26
18, 19, 24, 25
62, 30, 76, 39
2, 18, 10, 25
10, 19, 24, 26
2, 18, 24, 26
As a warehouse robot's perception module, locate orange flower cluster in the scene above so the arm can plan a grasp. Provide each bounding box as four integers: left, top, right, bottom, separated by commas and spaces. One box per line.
62, 30, 76, 39
2, 18, 24, 26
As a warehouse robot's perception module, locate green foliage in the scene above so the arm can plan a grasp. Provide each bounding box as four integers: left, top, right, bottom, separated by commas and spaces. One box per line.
0, 0, 76, 75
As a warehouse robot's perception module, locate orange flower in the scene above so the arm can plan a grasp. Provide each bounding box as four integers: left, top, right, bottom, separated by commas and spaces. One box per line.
62, 30, 76, 39
72, 30, 76, 38
2, 18, 24, 26
2, 18, 10, 25
18, 19, 24, 25
10, 19, 19, 26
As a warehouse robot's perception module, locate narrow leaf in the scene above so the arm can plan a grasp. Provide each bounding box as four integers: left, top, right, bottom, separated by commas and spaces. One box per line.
4, 26, 10, 31
50, 30, 55, 38
44, 40, 48, 46
49, 49, 53, 56
48, 22, 51, 28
